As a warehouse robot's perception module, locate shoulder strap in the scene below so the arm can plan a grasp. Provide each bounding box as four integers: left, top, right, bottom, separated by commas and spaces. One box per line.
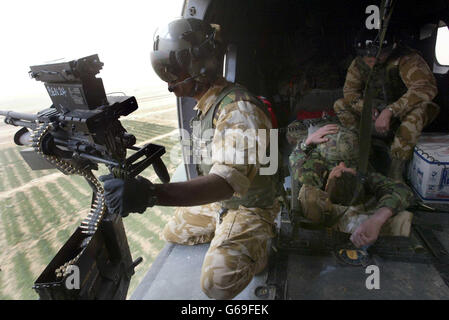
211, 85, 239, 117
209, 84, 271, 128
207, 84, 270, 128
201, 85, 237, 129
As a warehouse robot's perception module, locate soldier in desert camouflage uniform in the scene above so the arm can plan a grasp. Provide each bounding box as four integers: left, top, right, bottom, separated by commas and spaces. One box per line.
333, 28, 439, 181
162, 76, 279, 300
289, 124, 415, 248
102, 18, 279, 300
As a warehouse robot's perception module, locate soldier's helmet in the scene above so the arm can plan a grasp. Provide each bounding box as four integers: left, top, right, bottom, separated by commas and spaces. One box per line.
150, 18, 223, 83
354, 27, 396, 57
316, 126, 359, 166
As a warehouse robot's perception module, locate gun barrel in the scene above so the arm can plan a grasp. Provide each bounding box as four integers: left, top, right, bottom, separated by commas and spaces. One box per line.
0, 110, 38, 122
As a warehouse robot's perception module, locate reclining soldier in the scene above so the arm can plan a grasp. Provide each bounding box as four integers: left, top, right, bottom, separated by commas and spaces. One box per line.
289, 124, 415, 249
333, 28, 439, 181
101, 18, 279, 299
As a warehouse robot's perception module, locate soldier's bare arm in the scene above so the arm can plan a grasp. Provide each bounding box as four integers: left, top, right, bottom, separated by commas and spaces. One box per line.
153, 174, 234, 207
350, 172, 413, 247
350, 207, 394, 247
154, 100, 272, 207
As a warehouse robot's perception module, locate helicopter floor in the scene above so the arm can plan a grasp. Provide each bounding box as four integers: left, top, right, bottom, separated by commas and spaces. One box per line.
131, 209, 449, 300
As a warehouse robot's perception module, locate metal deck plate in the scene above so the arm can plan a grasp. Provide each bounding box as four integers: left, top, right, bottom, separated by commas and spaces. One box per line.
285, 254, 449, 299
131, 243, 270, 300
131, 211, 449, 300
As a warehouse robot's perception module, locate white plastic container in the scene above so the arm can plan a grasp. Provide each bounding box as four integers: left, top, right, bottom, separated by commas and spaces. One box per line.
408, 133, 449, 203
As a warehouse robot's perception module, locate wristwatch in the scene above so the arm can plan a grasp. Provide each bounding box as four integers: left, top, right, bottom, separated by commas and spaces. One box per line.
300, 140, 313, 152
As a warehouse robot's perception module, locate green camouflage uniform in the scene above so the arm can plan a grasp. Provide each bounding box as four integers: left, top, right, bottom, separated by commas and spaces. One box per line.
289, 126, 360, 189
288, 126, 415, 236
286, 120, 309, 146
334, 46, 440, 160
162, 77, 278, 300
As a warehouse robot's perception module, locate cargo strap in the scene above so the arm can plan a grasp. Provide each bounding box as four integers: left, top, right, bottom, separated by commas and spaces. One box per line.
355, 0, 396, 204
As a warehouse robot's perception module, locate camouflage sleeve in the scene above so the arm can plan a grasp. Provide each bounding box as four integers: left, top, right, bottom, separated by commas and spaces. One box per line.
365, 172, 414, 215
289, 144, 328, 189
343, 58, 365, 114
388, 52, 438, 118
208, 100, 272, 197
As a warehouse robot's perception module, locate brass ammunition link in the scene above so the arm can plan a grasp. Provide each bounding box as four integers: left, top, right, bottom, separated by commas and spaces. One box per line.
31, 123, 107, 279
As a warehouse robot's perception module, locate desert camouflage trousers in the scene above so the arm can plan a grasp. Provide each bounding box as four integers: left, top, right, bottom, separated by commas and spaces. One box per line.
334, 98, 440, 160
299, 185, 413, 236
162, 201, 279, 300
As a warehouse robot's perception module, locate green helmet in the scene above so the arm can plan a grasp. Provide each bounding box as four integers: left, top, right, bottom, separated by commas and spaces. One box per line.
316, 126, 359, 165
150, 18, 222, 83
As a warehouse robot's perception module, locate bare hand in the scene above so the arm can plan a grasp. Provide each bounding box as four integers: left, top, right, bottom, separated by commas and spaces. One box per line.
350, 207, 393, 247
350, 218, 382, 248
305, 124, 339, 146
374, 109, 393, 134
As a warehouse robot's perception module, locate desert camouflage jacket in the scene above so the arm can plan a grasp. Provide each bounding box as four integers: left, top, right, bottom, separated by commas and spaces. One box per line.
193, 77, 274, 198
343, 47, 438, 119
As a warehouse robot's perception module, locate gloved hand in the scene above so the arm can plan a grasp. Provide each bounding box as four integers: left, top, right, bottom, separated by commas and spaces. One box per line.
99, 174, 156, 217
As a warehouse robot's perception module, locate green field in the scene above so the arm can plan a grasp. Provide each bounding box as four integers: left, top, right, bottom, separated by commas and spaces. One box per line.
0, 119, 181, 299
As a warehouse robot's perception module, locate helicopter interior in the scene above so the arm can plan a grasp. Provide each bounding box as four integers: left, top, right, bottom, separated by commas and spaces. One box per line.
132, 0, 449, 300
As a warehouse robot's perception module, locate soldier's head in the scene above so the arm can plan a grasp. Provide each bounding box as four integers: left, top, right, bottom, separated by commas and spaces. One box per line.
150, 18, 224, 98
316, 125, 360, 168
354, 27, 396, 68
325, 162, 365, 206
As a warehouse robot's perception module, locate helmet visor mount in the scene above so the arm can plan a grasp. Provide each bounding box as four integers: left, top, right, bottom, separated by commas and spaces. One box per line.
363, 41, 381, 57
358, 41, 394, 58
355, 28, 395, 58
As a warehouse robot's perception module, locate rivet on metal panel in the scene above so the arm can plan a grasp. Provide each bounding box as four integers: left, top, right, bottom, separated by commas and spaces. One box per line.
254, 286, 269, 298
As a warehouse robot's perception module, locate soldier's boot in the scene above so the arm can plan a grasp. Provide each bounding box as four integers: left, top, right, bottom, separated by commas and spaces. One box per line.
388, 158, 406, 182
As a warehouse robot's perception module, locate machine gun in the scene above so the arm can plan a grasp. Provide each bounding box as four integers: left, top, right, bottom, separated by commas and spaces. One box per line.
0, 54, 170, 299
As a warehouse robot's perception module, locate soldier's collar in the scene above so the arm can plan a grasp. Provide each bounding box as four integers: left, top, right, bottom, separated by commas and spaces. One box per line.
194, 77, 229, 116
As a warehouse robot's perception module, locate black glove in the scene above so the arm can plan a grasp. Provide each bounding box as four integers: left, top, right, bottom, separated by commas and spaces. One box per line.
99, 174, 156, 217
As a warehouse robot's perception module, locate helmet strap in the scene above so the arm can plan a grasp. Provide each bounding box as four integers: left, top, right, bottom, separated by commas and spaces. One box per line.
191, 79, 210, 98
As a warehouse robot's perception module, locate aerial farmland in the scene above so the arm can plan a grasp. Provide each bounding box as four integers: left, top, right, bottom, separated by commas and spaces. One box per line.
0, 90, 181, 299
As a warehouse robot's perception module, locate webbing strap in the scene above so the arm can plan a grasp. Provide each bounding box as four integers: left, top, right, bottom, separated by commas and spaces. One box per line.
356, 0, 396, 193
209, 84, 271, 127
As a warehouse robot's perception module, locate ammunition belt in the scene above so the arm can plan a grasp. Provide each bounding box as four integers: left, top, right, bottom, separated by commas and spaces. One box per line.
31, 122, 107, 279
